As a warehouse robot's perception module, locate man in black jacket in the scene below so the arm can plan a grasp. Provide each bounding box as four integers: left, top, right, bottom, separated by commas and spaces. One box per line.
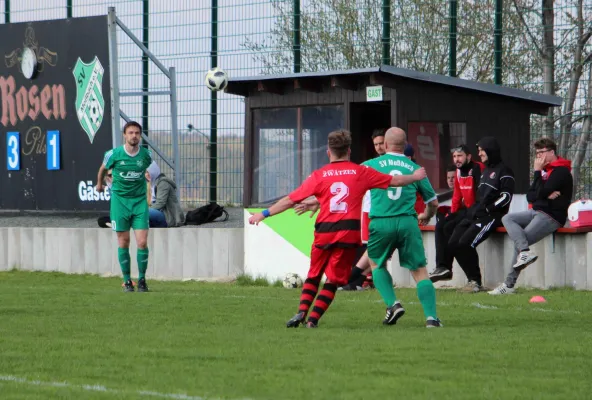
489, 137, 573, 295
430, 145, 484, 283
448, 137, 515, 292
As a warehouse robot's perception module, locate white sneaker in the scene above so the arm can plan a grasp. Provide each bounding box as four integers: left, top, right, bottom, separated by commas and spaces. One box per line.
513, 250, 538, 271
488, 283, 515, 295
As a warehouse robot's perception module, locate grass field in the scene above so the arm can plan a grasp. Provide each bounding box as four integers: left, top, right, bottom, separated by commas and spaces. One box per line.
1, 271, 591, 400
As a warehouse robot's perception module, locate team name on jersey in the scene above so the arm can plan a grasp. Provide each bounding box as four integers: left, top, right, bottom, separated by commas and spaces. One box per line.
378, 158, 414, 171
322, 169, 357, 178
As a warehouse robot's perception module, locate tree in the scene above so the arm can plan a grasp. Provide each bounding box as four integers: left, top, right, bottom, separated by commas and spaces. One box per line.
513, 0, 592, 197
242, 0, 539, 83
243, 1, 592, 197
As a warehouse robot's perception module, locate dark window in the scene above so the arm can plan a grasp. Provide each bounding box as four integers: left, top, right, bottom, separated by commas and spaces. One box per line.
407, 122, 467, 191
253, 106, 344, 204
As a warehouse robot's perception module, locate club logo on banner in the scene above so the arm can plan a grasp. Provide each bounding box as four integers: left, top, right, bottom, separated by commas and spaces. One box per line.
73, 56, 105, 143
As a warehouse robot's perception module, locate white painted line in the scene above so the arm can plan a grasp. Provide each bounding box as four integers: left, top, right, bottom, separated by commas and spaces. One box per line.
0, 375, 248, 400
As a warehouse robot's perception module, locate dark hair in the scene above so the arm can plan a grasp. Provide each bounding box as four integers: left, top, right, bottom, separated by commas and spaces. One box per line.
446, 164, 457, 172
371, 128, 386, 140
123, 121, 142, 134
404, 143, 414, 158
450, 144, 470, 155
533, 137, 557, 153
328, 129, 352, 158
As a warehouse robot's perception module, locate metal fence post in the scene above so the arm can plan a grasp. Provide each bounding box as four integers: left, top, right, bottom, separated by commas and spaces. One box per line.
66, 0, 72, 18
293, 0, 301, 73
142, 0, 149, 142
210, 0, 218, 203
448, 0, 457, 77
169, 67, 180, 194
382, 0, 391, 65
108, 7, 122, 147
494, 0, 503, 84
5, 0, 10, 23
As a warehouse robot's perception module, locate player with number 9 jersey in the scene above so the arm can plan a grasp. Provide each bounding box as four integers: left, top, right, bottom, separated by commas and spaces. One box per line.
364, 152, 437, 270
363, 154, 437, 219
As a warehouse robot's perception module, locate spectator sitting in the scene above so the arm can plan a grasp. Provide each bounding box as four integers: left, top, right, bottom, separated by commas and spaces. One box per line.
488, 137, 573, 295
146, 161, 186, 228
435, 165, 458, 217
97, 170, 113, 228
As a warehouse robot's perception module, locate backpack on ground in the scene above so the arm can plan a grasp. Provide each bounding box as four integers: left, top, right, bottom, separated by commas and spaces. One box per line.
185, 202, 229, 225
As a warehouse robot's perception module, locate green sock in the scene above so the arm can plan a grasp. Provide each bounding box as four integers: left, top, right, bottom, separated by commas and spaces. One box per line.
118, 247, 131, 282
372, 267, 397, 307
417, 279, 437, 319
137, 248, 149, 280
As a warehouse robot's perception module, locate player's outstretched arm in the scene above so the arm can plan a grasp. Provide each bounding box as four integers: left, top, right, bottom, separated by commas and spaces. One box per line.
96, 164, 107, 193
249, 196, 296, 225
389, 167, 427, 187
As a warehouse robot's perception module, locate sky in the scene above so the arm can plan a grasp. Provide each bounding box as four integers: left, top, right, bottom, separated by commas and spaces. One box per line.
0, 0, 279, 137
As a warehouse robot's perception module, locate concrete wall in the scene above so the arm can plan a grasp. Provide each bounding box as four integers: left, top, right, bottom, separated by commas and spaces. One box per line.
2, 221, 591, 290
0, 227, 244, 281
243, 205, 592, 289
394, 231, 592, 290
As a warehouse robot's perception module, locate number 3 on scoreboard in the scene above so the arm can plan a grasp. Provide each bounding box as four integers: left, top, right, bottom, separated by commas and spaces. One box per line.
7, 132, 20, 171
330, 182, 349, 213
46, 130, 61, 170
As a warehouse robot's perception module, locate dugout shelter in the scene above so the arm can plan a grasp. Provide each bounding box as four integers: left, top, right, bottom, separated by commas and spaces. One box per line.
226, 65, 562, 207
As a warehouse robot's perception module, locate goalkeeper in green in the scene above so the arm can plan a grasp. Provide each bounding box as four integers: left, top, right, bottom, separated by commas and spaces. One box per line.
96, 121, 153, 292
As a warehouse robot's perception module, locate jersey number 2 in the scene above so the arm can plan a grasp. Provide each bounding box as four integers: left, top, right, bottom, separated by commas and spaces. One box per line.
388, 170, 403, 200
330, 182, 349, 213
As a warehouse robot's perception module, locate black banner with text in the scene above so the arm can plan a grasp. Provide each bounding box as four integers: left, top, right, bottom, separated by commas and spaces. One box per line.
0, 16, 112, 211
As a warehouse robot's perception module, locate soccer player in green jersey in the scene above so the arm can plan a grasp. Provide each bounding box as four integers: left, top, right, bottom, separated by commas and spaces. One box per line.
365, 127, 443, 328
96, 121, 153, 292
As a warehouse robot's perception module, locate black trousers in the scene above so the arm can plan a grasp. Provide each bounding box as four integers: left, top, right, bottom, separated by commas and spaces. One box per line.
435, 209, 466, 271
448, 215, 502, 285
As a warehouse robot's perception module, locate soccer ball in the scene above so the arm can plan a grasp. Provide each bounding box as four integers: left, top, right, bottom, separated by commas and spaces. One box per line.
282, 273, 303, 289
204, 67, 228, 91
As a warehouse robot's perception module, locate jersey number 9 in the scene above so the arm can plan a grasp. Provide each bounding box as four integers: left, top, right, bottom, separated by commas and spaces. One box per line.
388, 170, 403, 201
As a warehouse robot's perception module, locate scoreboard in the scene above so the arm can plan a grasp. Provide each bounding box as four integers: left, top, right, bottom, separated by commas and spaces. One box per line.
0, 16, 113, 211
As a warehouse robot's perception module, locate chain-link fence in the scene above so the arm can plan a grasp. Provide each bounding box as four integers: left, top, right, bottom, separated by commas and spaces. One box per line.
2, 0, 591, 202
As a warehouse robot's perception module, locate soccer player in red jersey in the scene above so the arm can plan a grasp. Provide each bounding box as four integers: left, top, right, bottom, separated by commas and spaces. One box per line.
249, 129, 426, 328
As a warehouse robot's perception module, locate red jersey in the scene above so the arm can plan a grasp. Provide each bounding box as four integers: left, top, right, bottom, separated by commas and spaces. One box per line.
451, 161, 484, 213
289, 161, 392, 249
414, 192, 426, 215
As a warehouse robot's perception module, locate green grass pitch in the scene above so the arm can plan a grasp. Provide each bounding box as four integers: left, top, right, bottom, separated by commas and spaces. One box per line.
0, 271, 591, 400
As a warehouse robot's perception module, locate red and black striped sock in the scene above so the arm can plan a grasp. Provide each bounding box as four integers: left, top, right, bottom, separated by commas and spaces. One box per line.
307, 282, 337, 325
298, 278, 320, 316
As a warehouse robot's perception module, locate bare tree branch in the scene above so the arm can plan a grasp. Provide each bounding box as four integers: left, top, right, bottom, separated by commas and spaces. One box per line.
512, 0, 544, 57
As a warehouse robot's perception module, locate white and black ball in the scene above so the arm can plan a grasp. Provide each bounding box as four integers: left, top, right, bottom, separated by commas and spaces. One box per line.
282, 273, 303, 289
205, 67, 228, 91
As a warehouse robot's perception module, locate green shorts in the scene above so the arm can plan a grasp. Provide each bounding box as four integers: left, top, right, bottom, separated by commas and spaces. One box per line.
367, 215, 426, 270
110, 194, 149, 232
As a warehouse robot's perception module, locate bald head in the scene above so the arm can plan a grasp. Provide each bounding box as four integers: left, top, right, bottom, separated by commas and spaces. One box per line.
384, 127, 407, 152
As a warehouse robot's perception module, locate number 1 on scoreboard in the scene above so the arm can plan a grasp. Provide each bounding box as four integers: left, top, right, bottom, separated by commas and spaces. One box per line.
47, 130, 61, 170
